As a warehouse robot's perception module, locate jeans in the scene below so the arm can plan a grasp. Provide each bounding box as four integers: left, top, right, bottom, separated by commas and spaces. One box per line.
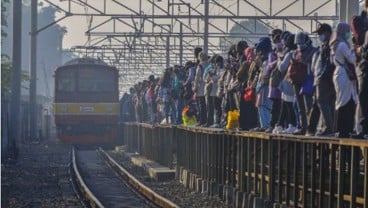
213, 96, 222, 125
270, 98, 281, 128
205, 95, 214, 126
197, 96, 207, 124
164, 100, 176, 124
175, 98, 184, 124
277, 100, 296, 128
293, 84, 312, 130
258, 86, 272, 128
316, 81, 335, 132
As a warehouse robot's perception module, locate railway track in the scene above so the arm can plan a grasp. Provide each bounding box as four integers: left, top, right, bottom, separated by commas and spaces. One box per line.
70, 146, 178, 208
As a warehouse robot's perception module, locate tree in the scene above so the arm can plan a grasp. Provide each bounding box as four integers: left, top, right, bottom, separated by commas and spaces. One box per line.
1, 0, 10, 38
1, 55, 30, 99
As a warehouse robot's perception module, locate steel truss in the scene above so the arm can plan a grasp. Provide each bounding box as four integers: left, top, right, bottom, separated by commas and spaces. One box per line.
44, 0, 339, 93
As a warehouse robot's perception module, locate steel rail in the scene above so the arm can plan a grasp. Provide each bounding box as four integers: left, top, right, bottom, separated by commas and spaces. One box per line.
99, 148, 179, 208
70, 146, 104, 208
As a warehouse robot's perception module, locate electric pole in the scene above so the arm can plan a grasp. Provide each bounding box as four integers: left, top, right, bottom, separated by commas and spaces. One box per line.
30, 0, 38, 141
9, 0, 22, 158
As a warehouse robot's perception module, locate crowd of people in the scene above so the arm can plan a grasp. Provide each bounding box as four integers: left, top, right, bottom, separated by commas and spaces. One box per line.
120, 5, 368, 139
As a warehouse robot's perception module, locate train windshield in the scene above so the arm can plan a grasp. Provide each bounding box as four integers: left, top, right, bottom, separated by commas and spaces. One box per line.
78, 67, 116, 92
56, 69, 76, 92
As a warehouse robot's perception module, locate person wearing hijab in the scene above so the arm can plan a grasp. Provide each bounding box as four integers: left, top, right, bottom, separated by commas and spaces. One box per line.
330, 22, 358, 138
251, 37, 273, 131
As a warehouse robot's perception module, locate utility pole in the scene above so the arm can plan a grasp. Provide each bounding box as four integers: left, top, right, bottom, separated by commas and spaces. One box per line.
9, 0, 22, 158
203, 0, 209, 55
30, 0, 38, 141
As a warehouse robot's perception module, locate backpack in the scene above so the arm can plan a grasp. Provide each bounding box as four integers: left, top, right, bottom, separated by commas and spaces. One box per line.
319, 45, 335, 80
351, 13, 368, 46
287, 50, 307, 85
269, 50, 284, 87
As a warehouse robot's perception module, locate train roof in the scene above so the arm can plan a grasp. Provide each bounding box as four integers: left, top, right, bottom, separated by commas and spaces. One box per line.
62, 57, 109, 66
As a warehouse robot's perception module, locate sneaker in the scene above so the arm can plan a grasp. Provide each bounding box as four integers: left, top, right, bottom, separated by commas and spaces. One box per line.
210, 124, 220, 128
316, 130, 334, 137
272, 126, 283, 134
305, 131, 315, 137
264, 127, 273, 133
283, 124, 297, 134
251, 127, 266, 132
292, 128, 306, 135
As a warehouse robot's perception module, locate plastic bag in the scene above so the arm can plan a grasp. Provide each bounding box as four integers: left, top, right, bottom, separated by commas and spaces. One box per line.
226, 110, 240, 130
182, 106, 197, 126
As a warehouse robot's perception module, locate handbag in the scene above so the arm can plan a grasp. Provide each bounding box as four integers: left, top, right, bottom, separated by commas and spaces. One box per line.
243, 88, 255, 102
299, 74, 314, 95
336, 59, 357, 80
345, 61, 357, 80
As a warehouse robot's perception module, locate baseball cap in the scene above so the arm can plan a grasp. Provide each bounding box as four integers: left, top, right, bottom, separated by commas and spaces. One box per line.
312, 23, 332, 35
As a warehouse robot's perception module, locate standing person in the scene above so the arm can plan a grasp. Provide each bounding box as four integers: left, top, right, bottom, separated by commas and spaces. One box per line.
145, 75, 157, 124
306, 23, 335, 136
291, 32, 317, 135
173, 65, 185, 125
203, 55, 216, 127
266, 29, 283, 133
193, 51, 209, 126
330, 22, 358, 138
158, 67, 176, 124
130, 87, 138, 122
253, 37, 273, 132
211, 55, 225, 127
351, 1, 368, 138
356, 32, 368, 139
275, 32, 298, 134
217, 57, 232, 128
183, 61, 195, 103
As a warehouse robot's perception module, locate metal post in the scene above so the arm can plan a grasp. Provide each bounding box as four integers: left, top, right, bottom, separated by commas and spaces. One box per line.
9, 0, 22, 157
166, 36, 170, 68
347, 0, 359, 22
203, 0, 209, 55
339, 0, 347, 22
179, 23, 183, 66
30, 0, 38, 141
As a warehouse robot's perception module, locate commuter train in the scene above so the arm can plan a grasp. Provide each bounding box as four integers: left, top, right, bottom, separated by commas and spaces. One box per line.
53, 57, 120, 144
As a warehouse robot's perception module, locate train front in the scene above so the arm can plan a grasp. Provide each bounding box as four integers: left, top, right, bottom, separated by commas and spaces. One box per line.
54, 59, 120, 144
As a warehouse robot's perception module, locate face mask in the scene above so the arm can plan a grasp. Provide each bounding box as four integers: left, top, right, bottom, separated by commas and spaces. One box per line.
318, 34, 326, 42
345, 32, 351, 40
274, 42, 283, 49
297, 43, 308, 51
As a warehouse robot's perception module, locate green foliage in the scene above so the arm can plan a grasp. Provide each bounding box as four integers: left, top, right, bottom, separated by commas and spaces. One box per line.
1, 0, 10, 37
1, 55, 30, 97
1, 56, 12, 95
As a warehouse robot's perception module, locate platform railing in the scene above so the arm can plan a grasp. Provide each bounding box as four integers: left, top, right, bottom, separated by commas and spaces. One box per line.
122, 122, 368, 208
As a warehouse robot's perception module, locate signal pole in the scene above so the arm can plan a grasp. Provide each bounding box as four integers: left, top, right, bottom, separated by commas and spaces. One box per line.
30, 0, 38, 141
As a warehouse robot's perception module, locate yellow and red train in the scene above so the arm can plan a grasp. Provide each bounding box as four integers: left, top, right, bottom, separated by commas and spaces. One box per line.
53, 58, 119, 144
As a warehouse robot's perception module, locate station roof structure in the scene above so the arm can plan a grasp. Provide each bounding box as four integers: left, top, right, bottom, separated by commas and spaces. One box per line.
44, 0, 343, 93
